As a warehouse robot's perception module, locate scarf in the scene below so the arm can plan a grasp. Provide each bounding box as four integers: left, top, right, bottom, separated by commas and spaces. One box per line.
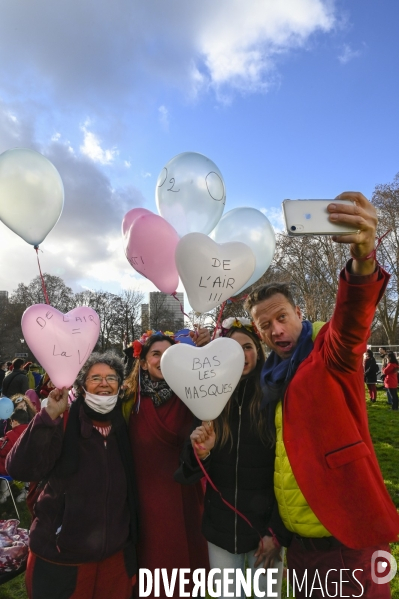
140, 369, 174, 407
261, 320, 314, 433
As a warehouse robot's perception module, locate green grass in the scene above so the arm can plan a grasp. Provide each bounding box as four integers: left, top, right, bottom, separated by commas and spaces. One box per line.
1, 388, 398, 598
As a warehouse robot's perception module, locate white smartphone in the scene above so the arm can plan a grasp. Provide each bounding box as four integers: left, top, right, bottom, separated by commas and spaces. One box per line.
282, 199, 359, 236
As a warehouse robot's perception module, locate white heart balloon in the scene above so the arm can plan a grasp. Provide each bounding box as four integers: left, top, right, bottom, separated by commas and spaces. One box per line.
210, 207, 276, 295
161, 338, 244, 421
0, 148, 64, 246
175, 233, 256, 313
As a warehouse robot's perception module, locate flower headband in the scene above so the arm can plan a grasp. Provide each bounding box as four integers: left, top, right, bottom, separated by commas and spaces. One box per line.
133, 330, 176, 358
216, 317, 260, 339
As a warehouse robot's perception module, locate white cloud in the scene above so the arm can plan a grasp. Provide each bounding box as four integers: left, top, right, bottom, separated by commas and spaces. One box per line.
338, 43, 361, 64
0, 101, 146, 295
158, 105, 170, 131
0, 0, 336, 107
141, 171, 151, 178
5, 111, 18, 124
124, 160, 131, 168
260, 206, 285, 233
80, 123, 118, 165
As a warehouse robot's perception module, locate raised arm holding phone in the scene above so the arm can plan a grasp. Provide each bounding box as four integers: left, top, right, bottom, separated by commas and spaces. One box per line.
244, 192, 399, 598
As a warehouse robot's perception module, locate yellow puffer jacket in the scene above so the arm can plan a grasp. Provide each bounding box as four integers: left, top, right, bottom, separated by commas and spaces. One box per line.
274, 321, 331, 538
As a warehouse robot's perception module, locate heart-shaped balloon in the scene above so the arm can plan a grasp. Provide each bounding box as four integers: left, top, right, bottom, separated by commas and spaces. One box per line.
21, 304, 100, 389
161, 338, 244, 420
121, 207, 152, 238
175, 233, 256, 313
0, 148, 64, 246
210, 207, 276, 295
122, 210, 180, 294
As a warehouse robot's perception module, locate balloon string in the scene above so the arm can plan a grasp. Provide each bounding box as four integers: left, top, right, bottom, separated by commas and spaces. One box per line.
193, 446, 263, 550
212, 300, 227, 340
34, 246, 50, 305
171, 293, 197, 330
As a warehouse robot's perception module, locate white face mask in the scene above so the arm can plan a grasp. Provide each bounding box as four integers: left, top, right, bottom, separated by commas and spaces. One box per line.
84, 389, 119, 414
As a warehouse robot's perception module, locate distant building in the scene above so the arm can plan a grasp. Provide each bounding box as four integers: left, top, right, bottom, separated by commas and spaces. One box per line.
149, 292, 184, 331
0, 291, 9, 304
141, 303, 149, 333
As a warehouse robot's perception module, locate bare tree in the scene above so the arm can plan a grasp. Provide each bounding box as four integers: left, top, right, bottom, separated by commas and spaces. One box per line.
11, 274, 75, 312
118, 289, 145, 344
372, 174, 399, 344
271, 234, 349, 322
74, 290, 122, 351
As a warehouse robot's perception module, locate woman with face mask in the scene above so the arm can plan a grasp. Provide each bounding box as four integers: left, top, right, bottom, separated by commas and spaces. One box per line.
6, 352, 138, 599
122, 332, 210, 599
175, 319, 291, 599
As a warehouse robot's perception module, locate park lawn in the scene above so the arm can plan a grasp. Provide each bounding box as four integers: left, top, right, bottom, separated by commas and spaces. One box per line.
0, 387, 398, 598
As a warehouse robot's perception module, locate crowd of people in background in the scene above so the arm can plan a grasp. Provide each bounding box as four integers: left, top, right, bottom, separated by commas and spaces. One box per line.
363, 346, 399, 410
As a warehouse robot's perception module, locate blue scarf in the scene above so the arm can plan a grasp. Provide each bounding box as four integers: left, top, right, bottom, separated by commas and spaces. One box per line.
261, 320, 313, 425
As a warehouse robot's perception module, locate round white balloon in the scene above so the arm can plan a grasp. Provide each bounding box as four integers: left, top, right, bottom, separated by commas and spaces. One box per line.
156, 152, 226, 237
161, 338, 244, 421
0, 148, 64, 246
175, 233, 256, 313
210, 207, 276, 294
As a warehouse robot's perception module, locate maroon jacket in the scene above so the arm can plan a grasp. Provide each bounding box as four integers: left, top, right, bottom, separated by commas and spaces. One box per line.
6, 408, 131, 564
283, 263, 399, 549
0, 424, 28, 475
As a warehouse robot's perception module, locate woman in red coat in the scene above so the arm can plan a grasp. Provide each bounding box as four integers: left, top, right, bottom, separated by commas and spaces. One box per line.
123, 333, 209, 599
382, 351, 399, 410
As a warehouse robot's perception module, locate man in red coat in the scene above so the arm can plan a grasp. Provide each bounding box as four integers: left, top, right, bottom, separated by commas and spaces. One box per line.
246, 192, 399, 598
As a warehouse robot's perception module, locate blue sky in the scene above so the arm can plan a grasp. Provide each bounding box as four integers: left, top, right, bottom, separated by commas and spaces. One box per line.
0, 0, 398, 305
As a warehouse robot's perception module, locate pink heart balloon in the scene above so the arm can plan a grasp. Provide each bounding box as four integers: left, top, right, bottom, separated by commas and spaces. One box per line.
123, 211, 180, 294
121, 208, 152, 238
21, 304, 100, 389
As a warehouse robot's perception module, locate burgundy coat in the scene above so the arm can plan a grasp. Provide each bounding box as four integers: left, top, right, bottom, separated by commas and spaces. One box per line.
283, 263, 399, 549
6, 409, 132, 564
129, 394, 209, 599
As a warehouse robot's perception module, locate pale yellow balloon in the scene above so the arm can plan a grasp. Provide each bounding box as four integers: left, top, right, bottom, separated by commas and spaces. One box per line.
0, 147, 64, 246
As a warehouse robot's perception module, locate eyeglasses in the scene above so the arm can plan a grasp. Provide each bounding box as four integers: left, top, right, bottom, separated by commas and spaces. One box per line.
86, 375, 119, 384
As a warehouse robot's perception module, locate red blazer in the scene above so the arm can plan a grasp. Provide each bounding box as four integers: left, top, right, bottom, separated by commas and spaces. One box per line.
382, 362, 398, 388
283, 264, 399, 549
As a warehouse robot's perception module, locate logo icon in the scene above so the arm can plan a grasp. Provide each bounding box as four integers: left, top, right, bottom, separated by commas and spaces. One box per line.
371, 550, 397, 584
